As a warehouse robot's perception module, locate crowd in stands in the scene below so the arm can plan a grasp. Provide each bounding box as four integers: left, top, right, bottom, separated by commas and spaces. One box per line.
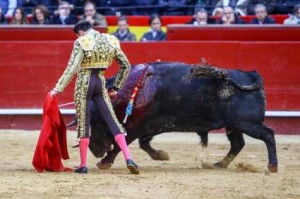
1, 0, 300, 17
0, 0, 299, 41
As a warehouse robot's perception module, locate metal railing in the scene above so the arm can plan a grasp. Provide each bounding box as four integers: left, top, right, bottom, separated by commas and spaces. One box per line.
2, 3, 297, 17
1, 109, 300, 117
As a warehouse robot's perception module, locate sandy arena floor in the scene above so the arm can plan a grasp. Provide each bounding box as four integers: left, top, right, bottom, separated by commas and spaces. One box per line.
0, 130, 299, 199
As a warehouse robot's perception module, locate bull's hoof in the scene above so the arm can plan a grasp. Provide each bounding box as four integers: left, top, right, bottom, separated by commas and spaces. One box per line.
200, 161, 227, 169
96, 161, 112, 170
201, 161, 215, 169
268, 164, 278, 173
213, 162, 227, 169
150, 150, 170, 161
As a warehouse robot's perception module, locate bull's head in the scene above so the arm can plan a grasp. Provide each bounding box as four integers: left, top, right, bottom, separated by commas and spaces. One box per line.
88, 64, 148, 157
89, 106, 114, 158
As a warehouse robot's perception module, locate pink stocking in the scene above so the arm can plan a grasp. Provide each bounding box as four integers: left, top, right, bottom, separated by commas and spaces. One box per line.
79, 138, 90, 167
114, 133, 132, 161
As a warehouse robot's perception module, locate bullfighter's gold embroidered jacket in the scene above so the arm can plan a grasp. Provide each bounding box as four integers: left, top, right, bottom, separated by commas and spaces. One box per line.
54, 29, 130, 92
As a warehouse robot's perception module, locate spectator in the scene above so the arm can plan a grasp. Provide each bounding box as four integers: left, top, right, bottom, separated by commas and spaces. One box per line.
31, 5, 52, 24
250, 4, 276, 24
159, 0, 189, 16
284, 4, 300, 24
112, 16, 137, 41
132, 0, 159, 15
0, 0, 17, 17
52, 1, 77, 25
217, 6, 245, 24
78, 2, 107, 27
187, 8, 215, 25
10, 7, 28, 24
212, 7, 223, 18
140, 14, 166, 41
0, 6, 7, 24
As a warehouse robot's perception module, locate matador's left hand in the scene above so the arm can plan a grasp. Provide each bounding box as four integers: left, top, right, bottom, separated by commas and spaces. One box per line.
50, 90, 58, 97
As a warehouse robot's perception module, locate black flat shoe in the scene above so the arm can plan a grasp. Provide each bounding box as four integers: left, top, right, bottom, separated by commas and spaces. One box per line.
126, 160, 140, 174
74, 166, 88, 174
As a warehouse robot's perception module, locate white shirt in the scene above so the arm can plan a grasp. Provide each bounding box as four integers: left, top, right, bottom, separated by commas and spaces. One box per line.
5, 0, 17, 17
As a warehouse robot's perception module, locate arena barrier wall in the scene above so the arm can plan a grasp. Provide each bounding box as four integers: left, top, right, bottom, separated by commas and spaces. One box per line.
0, 26, 107, 41
167, 25, 300, 41
0, 26, 299, 134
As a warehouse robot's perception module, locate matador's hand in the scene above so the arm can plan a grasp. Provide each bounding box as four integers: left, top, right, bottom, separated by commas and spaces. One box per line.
50, 90, 58, 97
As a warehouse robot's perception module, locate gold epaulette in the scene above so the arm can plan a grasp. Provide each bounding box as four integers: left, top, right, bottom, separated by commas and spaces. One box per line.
77, 35, 95, 51
105, 34, 121, 49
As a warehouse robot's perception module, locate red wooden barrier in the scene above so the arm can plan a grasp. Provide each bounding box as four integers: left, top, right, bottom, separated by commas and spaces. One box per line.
0, 26, 107, 41
0, 41, 299, 110
167, 25, 300, 41
0, 26, 299, 133
3, 25, 299, 43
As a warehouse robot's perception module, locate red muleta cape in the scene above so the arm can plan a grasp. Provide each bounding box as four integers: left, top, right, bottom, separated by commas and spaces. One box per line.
32, 93, 71, 172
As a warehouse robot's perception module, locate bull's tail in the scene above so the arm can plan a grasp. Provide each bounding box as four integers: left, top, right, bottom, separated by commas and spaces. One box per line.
198, 132, 208, 148
225, 70, 262, 91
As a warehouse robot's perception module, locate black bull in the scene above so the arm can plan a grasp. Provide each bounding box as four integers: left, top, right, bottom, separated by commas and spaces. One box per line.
88, 62, 278, 172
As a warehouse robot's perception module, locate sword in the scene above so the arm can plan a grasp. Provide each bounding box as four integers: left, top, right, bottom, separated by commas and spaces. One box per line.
58, 102, 75, 108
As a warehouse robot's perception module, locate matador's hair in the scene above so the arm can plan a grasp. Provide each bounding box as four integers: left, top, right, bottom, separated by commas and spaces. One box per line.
73, 21, 91, 34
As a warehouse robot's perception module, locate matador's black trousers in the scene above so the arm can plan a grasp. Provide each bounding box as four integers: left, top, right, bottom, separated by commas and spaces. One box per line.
75, 69, 124, 138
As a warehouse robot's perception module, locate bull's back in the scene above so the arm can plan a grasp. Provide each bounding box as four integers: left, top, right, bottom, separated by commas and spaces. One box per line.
141, 63, 266, 131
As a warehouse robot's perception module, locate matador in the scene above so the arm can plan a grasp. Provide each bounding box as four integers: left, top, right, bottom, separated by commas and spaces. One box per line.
50, 21, 139, 174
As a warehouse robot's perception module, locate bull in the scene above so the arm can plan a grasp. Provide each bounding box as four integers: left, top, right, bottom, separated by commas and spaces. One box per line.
88, 62, 278, 172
